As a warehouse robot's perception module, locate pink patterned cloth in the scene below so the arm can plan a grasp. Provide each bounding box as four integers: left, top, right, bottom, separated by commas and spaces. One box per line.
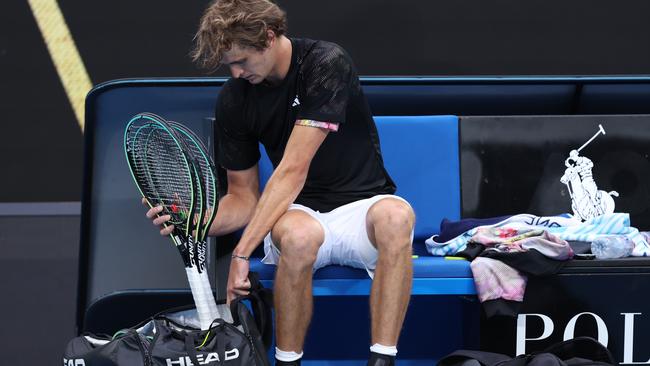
471, 227, 573, 259
468, 226, 574, 303
471, 257, 527, 302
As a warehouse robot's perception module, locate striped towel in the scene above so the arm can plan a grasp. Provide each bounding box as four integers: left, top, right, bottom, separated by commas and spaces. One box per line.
425, 213, 581, 256
426, 213, 650, 257
547, 213, 649, 257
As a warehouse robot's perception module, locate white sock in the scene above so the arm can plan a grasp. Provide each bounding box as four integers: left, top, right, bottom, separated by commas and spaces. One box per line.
275, 347, 304, 362
370, 343, 397, 356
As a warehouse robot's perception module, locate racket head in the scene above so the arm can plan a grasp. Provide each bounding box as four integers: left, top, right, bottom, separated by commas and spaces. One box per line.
167, 120, 219, 243
164, 121, 219, 273
123, 113, 196, 247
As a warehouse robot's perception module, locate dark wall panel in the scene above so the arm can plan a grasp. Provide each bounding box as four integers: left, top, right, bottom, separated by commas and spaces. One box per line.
283, 0, 650, 76
2, 0, 650, 203
0, 0, 82, 202
460, 115, 650, 230
58, 1, 206, 82
57, 0, 650, 81
0, 215, 80, 366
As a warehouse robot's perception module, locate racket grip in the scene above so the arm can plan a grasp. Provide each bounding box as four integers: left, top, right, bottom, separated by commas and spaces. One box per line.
185, 267, 217, 330
198, 268, 221, 321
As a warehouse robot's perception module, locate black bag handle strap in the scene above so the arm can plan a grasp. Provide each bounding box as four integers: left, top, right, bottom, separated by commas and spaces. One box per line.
179, 321, 228, 366
230, 272, 274, 348
230, 273, 271, 324
183, 332, 202, 366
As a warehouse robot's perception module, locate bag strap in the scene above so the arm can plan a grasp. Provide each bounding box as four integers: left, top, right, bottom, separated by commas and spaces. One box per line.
230, 272, 274, 349
183, 332, 202, 366
185, 329, 225, 366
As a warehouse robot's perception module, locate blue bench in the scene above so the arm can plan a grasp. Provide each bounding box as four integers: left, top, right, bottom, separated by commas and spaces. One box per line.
78, 78, 650, 363
248, 115, 476, 296
79, 80, 493, 337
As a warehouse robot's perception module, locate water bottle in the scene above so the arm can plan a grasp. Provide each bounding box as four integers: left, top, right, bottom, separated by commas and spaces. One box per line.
590, 235, 634, 259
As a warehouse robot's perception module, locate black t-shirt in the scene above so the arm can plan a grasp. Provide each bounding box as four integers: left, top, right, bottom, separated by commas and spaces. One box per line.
215, 38, 395, 212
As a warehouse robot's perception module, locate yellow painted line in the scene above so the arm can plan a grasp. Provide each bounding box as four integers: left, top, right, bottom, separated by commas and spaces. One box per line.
27, 0, 92, 132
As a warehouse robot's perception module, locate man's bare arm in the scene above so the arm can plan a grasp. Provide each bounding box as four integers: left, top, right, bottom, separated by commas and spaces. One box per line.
208, 165, 260, 237
232, 125, 329, 257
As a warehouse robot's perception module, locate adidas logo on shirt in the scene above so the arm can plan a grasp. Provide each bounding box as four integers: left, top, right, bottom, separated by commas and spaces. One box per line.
292, 95, 300, 107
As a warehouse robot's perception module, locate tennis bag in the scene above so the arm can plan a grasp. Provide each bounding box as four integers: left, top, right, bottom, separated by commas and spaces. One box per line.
64, 272, 273, 366
437, 336, 615, 366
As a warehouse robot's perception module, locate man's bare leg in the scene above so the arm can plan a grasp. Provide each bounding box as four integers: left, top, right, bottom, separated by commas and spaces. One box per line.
272, 210, 325, 355
366, 198, 415, 351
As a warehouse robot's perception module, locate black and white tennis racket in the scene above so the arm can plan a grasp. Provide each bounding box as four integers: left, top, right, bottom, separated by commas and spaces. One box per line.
124, 113, 218, 330
167, 120, 219, 264
167, 119, 221, 322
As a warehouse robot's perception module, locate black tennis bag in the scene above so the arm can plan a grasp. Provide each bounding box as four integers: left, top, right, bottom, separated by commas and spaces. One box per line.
64, 272, 273, 366
437, 336, 615, 366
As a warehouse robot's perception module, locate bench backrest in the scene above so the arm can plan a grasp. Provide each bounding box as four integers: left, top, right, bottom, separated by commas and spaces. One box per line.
258, 115, 461, 239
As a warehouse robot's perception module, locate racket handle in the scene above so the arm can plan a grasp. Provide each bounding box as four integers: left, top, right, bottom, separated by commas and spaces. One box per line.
198, 268, 221, 321
185, 267, 218, 330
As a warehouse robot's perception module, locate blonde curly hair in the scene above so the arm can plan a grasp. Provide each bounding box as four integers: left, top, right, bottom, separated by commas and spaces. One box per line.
191, 0, 287, 72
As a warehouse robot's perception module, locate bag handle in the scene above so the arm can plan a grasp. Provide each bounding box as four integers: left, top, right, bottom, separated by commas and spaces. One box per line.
183, 331, 226, 366
184, 332, 203, 366
230, 272, 274, 349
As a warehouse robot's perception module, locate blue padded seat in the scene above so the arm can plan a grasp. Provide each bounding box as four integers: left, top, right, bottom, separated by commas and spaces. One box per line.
250, 115, 474, 295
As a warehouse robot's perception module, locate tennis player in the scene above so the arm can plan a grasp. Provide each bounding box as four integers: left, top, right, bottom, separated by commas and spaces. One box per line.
149, 0, 415, 364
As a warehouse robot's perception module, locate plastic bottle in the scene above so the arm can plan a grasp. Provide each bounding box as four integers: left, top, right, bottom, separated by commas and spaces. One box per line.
590, 235, 634, 259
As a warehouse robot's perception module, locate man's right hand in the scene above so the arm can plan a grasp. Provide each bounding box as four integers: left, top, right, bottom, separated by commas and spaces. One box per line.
142, 197, 174, 236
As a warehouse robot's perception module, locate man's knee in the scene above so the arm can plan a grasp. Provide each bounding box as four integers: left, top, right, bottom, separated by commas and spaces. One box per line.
367, 198, 415, 252
272, 211, 324, 268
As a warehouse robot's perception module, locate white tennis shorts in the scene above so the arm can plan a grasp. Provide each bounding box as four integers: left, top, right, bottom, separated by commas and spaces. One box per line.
261, 194, 413, 279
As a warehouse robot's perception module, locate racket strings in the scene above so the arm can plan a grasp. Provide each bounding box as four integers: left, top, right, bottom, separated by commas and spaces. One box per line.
185, 142, 217, 232
126, 122, 194, 227
126, 117, 215, 262
177, 142, 208, 271
165, 123, 219, 273
167, 122, 219, 242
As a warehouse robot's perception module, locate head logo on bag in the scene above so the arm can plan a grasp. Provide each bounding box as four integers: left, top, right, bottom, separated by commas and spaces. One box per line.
165, 349, 240, 366
63, 358, 85, 366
